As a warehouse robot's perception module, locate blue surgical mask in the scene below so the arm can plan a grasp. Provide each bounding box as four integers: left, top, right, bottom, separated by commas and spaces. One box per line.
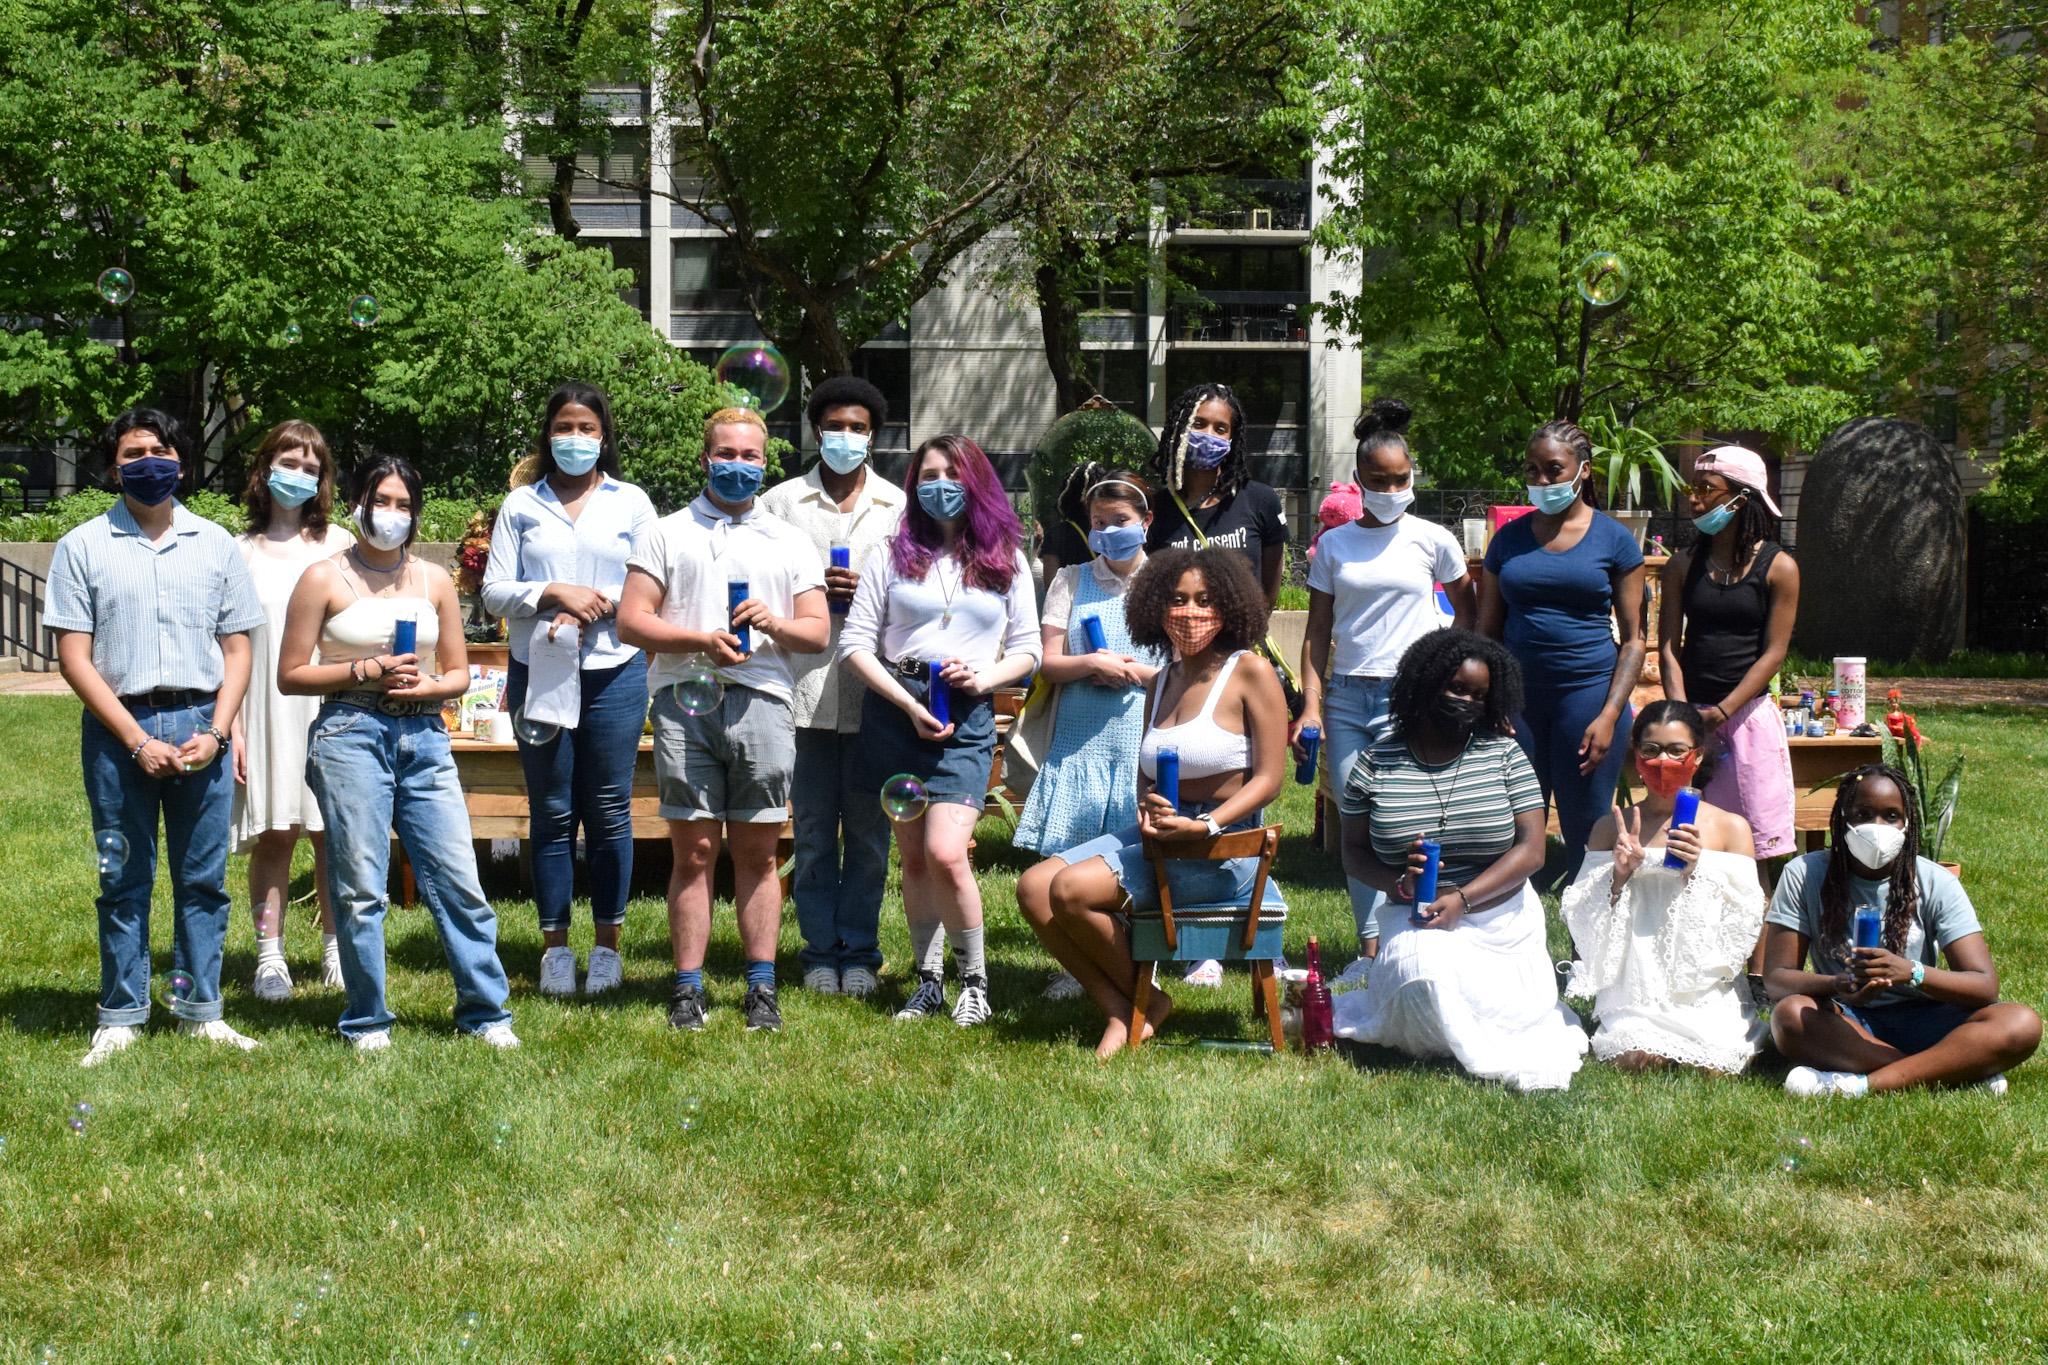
1526, 470, 1583, 515
819, 430, 870, 475
1088, 523, 1147, 562
266, 466, 320, 509
118, 455, 181, 507
1184, 430, 1230, 469
917, 478, 967, 521
707, 459, 764, 505
551, 434, 602, 476
1692, 499, 1740, 535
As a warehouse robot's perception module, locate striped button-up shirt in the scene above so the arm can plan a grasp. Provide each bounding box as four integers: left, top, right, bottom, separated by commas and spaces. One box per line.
44, 501, 266, 697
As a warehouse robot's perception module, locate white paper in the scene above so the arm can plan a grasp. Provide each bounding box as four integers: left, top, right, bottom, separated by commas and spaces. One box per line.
523, 617, 583, 730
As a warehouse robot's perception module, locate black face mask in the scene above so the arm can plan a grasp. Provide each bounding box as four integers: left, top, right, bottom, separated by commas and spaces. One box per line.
1432, 694, 1485, 731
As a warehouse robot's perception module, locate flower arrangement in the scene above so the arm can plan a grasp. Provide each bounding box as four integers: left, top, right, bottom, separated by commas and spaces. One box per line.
1880, 687, 1964, 864
454, 508, 501, 643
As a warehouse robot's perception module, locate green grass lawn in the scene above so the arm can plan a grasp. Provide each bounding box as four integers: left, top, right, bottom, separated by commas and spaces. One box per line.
3, 696, 2047, 1362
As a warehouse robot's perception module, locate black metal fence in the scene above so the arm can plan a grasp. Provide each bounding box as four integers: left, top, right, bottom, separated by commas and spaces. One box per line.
1967, 508, 2048, 653
1, 554, 57, 670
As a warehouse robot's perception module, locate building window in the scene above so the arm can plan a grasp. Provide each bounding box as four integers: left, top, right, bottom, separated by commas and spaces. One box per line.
604, 240, 649, 318
522, 128, 647, 202
1166, 351, 1307, 448
672, 239, 748, 312
851, 346, 912, 454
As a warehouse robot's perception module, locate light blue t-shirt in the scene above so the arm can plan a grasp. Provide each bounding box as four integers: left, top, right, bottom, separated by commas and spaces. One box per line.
1764, 852, 1982, 1007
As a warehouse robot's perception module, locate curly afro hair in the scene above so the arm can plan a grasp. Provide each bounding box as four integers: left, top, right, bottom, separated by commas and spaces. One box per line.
805, 374, 888, 434
1126, 546, 1270, 657
1388, 628, 1523, 739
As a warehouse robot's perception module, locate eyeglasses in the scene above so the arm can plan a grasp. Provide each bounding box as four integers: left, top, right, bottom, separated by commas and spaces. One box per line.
1686, 482, 1745, 501
1638, 743, 1697, 759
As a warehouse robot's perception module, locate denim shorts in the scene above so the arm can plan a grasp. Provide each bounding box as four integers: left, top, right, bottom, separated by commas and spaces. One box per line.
1054, 806, 1286, 916
650, 682, 794, 824
1837, 996, 1974, 1055
856, 677, 996, 810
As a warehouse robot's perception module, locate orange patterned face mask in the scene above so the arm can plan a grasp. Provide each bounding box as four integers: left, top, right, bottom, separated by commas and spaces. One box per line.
1634, 750, 1702, 799
1163, 605, 1222, 659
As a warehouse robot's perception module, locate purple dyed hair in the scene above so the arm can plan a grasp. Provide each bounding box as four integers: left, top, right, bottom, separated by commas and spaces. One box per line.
890, 434, 1022, 592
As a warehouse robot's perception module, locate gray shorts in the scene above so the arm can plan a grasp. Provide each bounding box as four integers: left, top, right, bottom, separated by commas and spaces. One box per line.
651, 682, 795, 824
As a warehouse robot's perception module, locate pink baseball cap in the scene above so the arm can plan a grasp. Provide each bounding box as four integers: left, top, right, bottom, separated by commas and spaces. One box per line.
1693, 445, 1780, 517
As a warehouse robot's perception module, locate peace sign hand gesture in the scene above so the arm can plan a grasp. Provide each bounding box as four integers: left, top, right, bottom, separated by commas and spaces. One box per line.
1611, 805, 1646, 893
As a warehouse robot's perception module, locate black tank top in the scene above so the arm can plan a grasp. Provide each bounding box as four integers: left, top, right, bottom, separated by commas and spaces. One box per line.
1678, 542, 1779, 708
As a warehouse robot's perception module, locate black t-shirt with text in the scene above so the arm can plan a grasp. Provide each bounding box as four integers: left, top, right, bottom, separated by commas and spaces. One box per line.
1146, 480, 1287, 571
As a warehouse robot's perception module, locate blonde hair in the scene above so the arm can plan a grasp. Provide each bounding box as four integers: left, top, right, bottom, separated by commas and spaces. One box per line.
702, 406, 767, 452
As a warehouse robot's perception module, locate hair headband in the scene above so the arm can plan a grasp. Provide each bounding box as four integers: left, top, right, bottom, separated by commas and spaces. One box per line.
1085, 478, 1149, 511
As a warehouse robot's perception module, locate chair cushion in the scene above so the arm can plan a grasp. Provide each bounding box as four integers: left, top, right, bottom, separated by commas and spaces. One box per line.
1130, 915, 1286, 964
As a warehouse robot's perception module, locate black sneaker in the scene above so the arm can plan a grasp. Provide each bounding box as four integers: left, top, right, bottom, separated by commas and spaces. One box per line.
893, 972, 947, 1021
668, 982, 708, 1032
743, 983, 782, 1032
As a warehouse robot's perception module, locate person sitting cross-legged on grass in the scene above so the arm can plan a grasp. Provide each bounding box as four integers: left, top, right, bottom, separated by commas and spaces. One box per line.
1764, 764, 2041, 1097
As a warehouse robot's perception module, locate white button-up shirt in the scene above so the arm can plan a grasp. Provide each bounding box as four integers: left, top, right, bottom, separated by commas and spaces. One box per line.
759, 464, 906, 732
481, 475, 658, 670
626, 495, 826, 703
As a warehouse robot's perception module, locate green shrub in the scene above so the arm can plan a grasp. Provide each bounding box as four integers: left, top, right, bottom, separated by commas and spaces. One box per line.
1029, 405, 1158, 535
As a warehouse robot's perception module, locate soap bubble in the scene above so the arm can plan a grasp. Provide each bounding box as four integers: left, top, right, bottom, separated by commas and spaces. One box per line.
513, 712, 559, 746
282, 322, 303, 346
36, 1346, 57, 1363
74, 1102, 93, 1118
162, 970, 194, 1008
1775, 1155, 1801, 1175
94, 829, 129, 877
314, 1271, 335, 1300
713, 344, 791, 413
880, 773, 929, 823
670, 662, 724, 717
679, 1095, 701, 1132
67, 1116, 86, 1136
290, 1301, 308, 1322
348, 294, 379, 328
456, 1309, 481, 1351
1574, 251, 1628, 307
96, 267, 135, 305
255, 906, 280, 942
492, 1122, 511, 1149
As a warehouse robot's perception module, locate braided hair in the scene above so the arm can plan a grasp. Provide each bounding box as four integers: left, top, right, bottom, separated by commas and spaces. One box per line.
1153, 383, 1250, 503
1818, 764, 1921, 959
1529, 419, 1598, 507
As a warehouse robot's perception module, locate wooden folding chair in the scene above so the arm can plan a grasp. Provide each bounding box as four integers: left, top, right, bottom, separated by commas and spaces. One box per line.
1126, 825, 1285, 1052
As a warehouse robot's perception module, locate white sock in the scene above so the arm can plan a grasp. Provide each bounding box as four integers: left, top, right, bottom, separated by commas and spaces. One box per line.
322, 933, 340, 959
948, 926, 986, 982
909, 919, 947, 977
257, 933, 286, 966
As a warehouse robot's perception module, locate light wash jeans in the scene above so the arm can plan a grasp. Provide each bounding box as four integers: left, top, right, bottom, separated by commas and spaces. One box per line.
81, 700, 232, 1026
305, 702, 511, 1039
791, 727, 891, 972
1323, 675, 1396, 947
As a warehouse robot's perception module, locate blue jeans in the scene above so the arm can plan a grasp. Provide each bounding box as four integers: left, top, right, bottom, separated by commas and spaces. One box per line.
506, 655, 647, 931
81, 701, 232, 1026
792, 727, 891, 972
306, 703, 511, 1038
1514, 678, 1633, 882
1323, 675, 1395, 946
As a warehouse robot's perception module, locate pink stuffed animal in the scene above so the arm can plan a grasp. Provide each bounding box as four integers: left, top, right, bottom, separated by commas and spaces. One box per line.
1307, 482, 1362, 562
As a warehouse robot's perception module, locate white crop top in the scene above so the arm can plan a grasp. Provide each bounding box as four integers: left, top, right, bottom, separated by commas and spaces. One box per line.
1139, 651, 1251, 781
319, 567, 439, 670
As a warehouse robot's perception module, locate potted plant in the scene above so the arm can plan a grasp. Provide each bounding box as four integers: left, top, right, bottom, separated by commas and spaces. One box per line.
1880, 688, 1964, 876
1579, 407, 1685, 551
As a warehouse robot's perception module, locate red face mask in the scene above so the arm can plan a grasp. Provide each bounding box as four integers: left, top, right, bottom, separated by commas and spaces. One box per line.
1634, 751, 1703, 799
1163, 605, 1223, 659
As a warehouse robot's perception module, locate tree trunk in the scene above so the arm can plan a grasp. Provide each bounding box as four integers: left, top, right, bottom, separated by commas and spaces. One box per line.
788, 304, 854, 387
1034, 240, 1093, 415
548, 151, 582, 241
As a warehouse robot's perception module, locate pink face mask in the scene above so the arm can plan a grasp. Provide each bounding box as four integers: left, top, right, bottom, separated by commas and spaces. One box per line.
1634, 750, 1702, 799
1163, 606, 1222, 659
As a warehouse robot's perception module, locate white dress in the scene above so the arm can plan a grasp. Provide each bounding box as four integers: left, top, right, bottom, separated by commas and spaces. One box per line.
231, 527, 352, 850
1559, 849, 1768, 1072
1333, 883, 1589, 1092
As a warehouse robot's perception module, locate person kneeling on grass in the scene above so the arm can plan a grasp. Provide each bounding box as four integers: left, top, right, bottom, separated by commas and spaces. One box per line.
1764, 764, 2040, 1097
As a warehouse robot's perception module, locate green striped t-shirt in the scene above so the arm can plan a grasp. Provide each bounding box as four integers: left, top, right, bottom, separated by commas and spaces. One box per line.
1339, 731, 1544, 888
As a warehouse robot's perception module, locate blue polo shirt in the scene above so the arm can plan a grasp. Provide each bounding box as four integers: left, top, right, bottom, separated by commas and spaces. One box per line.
44, 500, 266, 696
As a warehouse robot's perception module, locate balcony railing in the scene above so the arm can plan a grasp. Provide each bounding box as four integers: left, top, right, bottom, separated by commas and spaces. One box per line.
1169, 179, 1311, 233
1166, 292, 1309, 343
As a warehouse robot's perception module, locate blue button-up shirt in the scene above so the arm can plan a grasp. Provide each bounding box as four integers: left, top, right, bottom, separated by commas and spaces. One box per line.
44, 501, 266, 697
481, 475, 659, 669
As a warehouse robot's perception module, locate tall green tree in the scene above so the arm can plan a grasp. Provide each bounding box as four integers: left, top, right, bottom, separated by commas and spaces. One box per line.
1294, 0, 1882, 484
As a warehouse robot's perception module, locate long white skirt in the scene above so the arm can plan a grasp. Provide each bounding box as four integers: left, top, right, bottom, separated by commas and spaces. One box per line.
1333, 882, 1587, 1092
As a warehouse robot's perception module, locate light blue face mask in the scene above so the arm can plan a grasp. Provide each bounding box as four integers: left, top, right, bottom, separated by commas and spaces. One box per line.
819, 430, 870, 475
266, 466, 320, 509
1692, 496, 1742, 536
1088, 523, 1147, 562
551, 434, 602, 476
917, 478, 967, 521
1526, 470, 1584, 515
707, 459, 765, 504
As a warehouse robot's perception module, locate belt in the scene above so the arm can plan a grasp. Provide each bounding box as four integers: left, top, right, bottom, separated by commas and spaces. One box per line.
334, 690, 443, 718
121, 688, 208, 709
886, 657, 942, 679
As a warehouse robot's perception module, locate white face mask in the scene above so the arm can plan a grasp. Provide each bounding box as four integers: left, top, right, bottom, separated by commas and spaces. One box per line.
1360, 487, 1414, 522
356, 506, 412, 552
1842, 821, 1906, 871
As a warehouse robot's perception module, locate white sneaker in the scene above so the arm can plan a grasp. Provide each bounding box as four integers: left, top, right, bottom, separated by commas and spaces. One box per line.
1976, 1073, 2009, 1096
1784, 1065, 1869, 1098
1042, 970, 1085, 1001
351, 1030, 393, 1054
802, 965, 842, 995
951, 979, 991, 1027
537, 947, 578, 997
583, 946, 624, 996
840, 966, 880, 999
180, 1019, 260, 1052
1182, 959, 1224, 988
320, 938, 345, 989
1332, 956, 1375, 992
474, 1021, 521, 1050
80, 1024, 141, 1068
252, 957, 294, 1002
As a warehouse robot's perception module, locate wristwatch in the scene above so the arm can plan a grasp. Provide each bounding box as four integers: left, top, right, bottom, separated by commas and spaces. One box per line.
1200, 814, 1224, 837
